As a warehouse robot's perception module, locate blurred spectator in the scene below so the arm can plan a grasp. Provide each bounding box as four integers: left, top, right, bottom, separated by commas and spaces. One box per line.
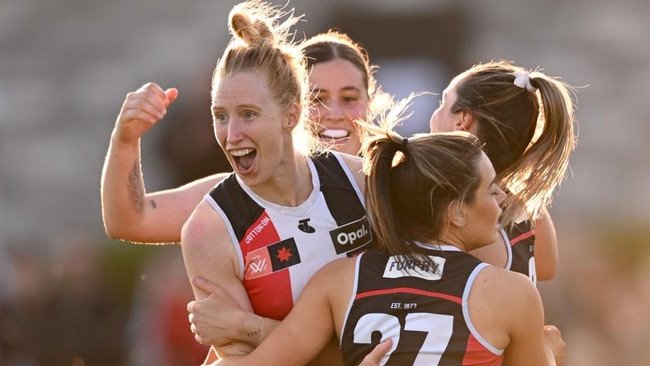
0, 233, 132, 366
0, 242, 51, 365
126, 246, 208, 366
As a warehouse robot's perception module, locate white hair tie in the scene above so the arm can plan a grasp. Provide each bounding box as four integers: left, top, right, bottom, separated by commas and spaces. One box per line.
510, 72, 537, 93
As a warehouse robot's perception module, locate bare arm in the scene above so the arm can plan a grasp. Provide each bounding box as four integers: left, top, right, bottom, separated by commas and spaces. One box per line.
101, 82, 228, 243
500, 272, 554, 365
211, 259, 353, 366
533, 207, 558, 281
181, 201, 267, 357
188, 276, 281, 356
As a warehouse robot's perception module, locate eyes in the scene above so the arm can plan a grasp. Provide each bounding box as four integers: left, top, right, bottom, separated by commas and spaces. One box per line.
489, 184, 506, 202
212, 110, 258, 124
310, 92, 362, 107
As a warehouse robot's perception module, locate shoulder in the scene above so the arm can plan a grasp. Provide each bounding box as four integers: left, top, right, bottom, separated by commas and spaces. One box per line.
181, 200, 230, 252
475, 266, 539, 301
181, 200, 241, 281
468, 265, 544, 349
333, 152, 365, 190
473, 265, 543, 324
335, 151, 363, 170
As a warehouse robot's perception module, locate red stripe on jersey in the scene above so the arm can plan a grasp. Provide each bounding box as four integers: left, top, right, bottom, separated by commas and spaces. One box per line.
241, 212, 281, 250
240, 212, 293, 320
462, 333, 503, 366
509, 230, 534, 247
245, 268, 293, 320
355, 287, 462, 305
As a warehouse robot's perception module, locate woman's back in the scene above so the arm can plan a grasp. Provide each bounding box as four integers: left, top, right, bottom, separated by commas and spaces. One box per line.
340, 246, 502, 366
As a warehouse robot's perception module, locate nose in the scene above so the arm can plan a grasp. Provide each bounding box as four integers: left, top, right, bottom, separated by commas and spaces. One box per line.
323, 100, 345, 122
226, 118, 244, 145
496, 187, 507, 205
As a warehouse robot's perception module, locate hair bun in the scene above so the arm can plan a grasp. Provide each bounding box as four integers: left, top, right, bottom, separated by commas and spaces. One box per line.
230, 11, 274, 46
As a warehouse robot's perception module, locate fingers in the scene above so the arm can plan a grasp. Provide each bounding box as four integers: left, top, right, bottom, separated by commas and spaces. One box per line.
165, 87, 179, 105
123, 83, 177, 122
127, 84, 167, 120
359, 339, 392, 366
543, 324, 565, 366
192, 276, 224, 295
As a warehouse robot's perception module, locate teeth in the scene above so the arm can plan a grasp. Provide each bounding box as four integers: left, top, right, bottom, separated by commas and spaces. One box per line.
230, 148, 254, 157
320, 129, 349, 139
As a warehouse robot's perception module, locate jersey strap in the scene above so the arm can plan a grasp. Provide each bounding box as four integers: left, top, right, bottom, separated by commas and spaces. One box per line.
312, 153, 366, 225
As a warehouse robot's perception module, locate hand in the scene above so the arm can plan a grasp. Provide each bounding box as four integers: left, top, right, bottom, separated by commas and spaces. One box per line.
358, 339, 392, 366
113, 82, 178, 145
187, 277, 258, 356
543, 324, 565, 366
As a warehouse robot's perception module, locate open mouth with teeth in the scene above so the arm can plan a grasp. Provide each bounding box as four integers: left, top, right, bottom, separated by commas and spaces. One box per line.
229, 148, 256, 172
318, 128, 350, 142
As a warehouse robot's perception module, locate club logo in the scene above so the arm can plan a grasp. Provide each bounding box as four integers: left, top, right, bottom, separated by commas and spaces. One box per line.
297, 218, 316, 233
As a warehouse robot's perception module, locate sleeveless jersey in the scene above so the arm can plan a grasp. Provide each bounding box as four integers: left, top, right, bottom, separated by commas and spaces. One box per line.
340, 245, 504, 366
205, 152, 374, 321
501, 220, 536, 284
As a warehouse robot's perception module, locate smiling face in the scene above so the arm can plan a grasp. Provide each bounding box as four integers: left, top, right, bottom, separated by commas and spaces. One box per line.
212, 70, 296, 187
309, 59, 370, 155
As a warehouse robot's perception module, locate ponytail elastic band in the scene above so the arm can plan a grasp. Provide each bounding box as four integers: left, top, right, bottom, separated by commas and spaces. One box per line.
510, 71, 537, 93
401, 137, 408, 152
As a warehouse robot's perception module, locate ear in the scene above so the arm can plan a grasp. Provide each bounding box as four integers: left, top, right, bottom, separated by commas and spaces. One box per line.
456, 110, 475, 133
447, 200, 466, 227
283, 103, 301, 131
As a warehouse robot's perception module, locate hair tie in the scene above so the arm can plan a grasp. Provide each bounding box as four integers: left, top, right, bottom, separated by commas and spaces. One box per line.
400, 137, 409, 152
509, 71, 537, 93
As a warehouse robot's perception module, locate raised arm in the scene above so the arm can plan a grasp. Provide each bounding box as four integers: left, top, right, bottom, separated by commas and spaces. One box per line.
532, 207, 558, 281
101, 82, 227, 244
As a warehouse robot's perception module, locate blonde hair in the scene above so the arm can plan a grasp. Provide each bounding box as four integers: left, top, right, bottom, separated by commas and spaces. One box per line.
212, 0, 315, 154
452, 60, 577, 224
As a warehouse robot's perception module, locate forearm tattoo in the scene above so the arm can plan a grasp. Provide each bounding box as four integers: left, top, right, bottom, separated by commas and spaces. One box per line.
128, 162, 145, 213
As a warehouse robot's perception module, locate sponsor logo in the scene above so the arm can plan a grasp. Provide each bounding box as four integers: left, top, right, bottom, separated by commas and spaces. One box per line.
330, 217, 373, 255
297, 218, 316, 233
244, 238, 301, 279
383, 255, 445, 280
244, 214, 273, 246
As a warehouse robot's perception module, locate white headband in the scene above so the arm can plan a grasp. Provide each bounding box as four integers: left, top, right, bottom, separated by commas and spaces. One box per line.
510, 71, 537, 93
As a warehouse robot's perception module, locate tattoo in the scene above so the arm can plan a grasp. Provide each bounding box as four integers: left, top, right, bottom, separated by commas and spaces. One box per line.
246, 328, 261, 338
128, 162, 145, 213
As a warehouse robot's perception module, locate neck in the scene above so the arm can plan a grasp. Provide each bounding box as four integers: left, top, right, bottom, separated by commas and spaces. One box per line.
249, 153, 312, 207
431, 233, 468, 252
